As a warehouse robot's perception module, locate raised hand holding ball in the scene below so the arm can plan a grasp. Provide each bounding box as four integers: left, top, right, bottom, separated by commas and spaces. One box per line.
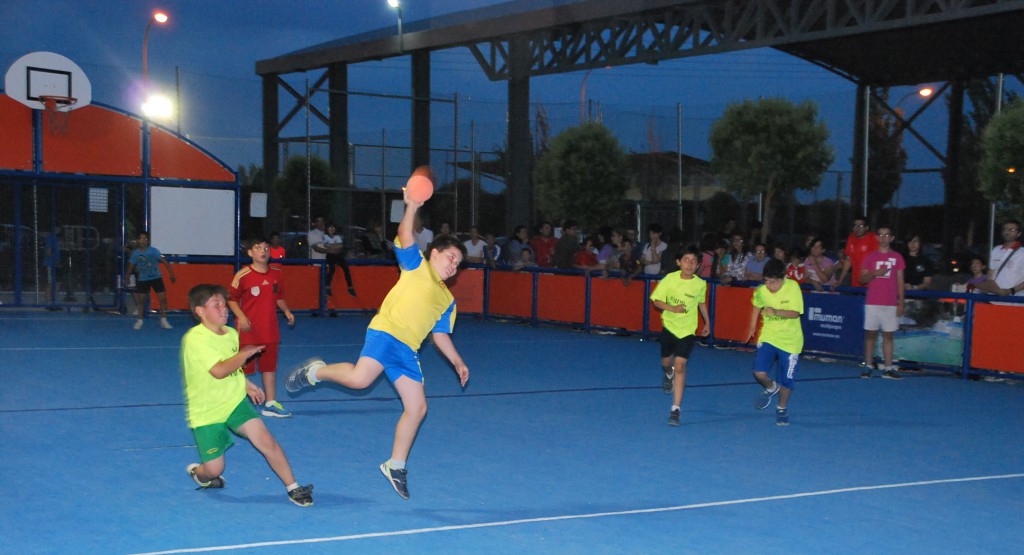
405, 166, 434, 203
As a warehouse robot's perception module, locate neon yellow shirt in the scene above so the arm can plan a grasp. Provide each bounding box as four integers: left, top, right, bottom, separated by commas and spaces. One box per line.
650, 271, 707, 339
368, 239, 457, 351
751, 278, 804, 353
181, 324, 246, 428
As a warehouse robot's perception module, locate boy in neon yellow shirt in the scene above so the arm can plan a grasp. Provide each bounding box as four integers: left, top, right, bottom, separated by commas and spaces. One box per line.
181, 284, 313, 506
285, 186, 470, 500
650, 245, 710, 426
746, 259, 805, 426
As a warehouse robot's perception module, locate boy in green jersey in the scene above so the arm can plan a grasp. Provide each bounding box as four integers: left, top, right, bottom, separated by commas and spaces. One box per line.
746, 259, 805, 426
181, 284, 313, 506
649, 245, 711, 426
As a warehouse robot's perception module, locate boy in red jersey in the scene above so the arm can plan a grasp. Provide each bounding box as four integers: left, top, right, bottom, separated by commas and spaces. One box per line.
228, 237, 296, 417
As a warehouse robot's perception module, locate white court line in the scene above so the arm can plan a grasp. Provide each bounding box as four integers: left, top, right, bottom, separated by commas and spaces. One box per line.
128, 473, 1024, 555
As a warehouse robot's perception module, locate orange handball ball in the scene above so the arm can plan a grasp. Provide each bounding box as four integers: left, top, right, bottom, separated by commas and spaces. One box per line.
406, 172, 434, 203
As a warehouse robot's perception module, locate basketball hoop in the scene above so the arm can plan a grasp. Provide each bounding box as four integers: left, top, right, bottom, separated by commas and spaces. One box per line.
38, 95, 77, 135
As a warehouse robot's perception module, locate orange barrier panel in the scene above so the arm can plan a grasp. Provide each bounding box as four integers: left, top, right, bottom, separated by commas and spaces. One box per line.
713, 285, 754, 342
591, 277, 645, 331
151, 263, 235, 310
150, 127, 235, 182
325, 265, 399, 312
449, 268, 484, 314
537, 274, 585, 323
970, 303, 1024, 374
43, 105, 142, 176
488, 271, 533, 318
279, 265, 322, 310
0, 96, 33, 171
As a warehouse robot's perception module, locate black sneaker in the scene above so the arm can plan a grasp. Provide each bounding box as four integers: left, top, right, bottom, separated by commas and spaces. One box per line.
662, 373, 673, 394
187, 463, 225, 489
288, 484, 314, 507
776, 408, 790, 426
380, 463, 410, 499
668, 408, 680, 426
859, 363, 875, 379
881, 369, 903, 380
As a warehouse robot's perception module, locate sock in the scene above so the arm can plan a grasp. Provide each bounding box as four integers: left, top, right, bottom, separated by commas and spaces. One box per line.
308, 366, 320, 385
671, 405, 680, 412
286, 482, 299, 492
387, 459, 406, 471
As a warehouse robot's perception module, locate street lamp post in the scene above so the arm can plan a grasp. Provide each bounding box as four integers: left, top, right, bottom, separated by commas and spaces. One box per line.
142, 11, 169, 84
387, 0, 403, 52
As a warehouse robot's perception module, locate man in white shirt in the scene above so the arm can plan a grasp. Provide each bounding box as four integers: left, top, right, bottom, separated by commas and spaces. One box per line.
307, 216, 327, 260
975, 220, 1024, 298
413, 214, 433, 253
463, 226, 486, 263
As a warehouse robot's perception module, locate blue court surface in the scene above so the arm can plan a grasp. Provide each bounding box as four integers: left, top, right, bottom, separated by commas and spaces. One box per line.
1, 310, 1022, 554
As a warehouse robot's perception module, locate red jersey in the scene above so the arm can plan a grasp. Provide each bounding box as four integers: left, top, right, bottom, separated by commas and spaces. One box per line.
845, 231, 878, 285
229, 265, 286, 344
573, 250, 597, 267
530, 236, 557, 267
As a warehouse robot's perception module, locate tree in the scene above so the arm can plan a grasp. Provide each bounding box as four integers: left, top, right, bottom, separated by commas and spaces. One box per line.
533, 122, 629, 230
959, 79, 1020, 243
709, 98, 834, 242
869, 88, 908, 218
978, 99, 1024, 219
276, 155, 339, 229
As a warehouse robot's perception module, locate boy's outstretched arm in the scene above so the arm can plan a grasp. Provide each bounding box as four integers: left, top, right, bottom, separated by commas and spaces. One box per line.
396, 186, 423, 248
431, 332, 469, 387
208, 345, 264, 379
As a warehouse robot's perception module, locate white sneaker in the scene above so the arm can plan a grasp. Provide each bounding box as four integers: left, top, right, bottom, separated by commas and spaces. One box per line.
160, 318, 172, 329
133, 319, 143, 330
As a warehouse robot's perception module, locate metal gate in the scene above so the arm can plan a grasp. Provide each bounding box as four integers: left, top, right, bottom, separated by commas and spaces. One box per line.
0, 181, 128, 311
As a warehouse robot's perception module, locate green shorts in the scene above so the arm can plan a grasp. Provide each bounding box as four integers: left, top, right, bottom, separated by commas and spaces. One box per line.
191, 399, 259, 463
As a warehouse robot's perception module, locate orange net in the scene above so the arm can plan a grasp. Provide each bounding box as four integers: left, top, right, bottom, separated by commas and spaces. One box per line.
39, 95, 77, 135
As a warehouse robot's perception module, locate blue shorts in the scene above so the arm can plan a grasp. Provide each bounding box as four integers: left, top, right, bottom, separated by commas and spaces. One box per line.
754, 342, 799, 389
360, 329, 424, 384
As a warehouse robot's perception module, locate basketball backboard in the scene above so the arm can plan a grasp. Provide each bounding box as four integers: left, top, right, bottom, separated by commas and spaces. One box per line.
5, 51, 92, 110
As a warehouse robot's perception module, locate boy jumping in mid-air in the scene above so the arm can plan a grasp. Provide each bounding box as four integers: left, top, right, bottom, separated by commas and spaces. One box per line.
228, 237, 296, 417
747, 259, 805, 426
649, 245, 710, 426
286, 186, 469, 500
181, 284, 312, 506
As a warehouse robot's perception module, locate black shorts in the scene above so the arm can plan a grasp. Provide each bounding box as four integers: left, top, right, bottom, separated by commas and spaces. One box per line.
660, 329, 697, 359
136, 278, 166, 294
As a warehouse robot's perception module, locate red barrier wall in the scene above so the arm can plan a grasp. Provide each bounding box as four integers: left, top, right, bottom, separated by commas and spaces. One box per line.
970, 303, 1024, 374
713, 285, 754, 342
488, 271, 533, 318
537, 274, 585, 323
151, 263, 235, 310
449, 268, 484, 314
326, 265, 399, 312
591, 277, 646, 331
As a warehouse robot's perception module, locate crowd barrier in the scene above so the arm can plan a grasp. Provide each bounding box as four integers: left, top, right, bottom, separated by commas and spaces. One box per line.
153, 258, 1023, 379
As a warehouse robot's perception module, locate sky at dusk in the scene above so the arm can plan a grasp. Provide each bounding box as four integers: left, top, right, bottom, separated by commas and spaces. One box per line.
2, 0, 1006, 207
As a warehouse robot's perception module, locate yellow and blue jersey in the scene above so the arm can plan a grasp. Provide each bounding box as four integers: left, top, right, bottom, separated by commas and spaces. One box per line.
368, 239, 456, 351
